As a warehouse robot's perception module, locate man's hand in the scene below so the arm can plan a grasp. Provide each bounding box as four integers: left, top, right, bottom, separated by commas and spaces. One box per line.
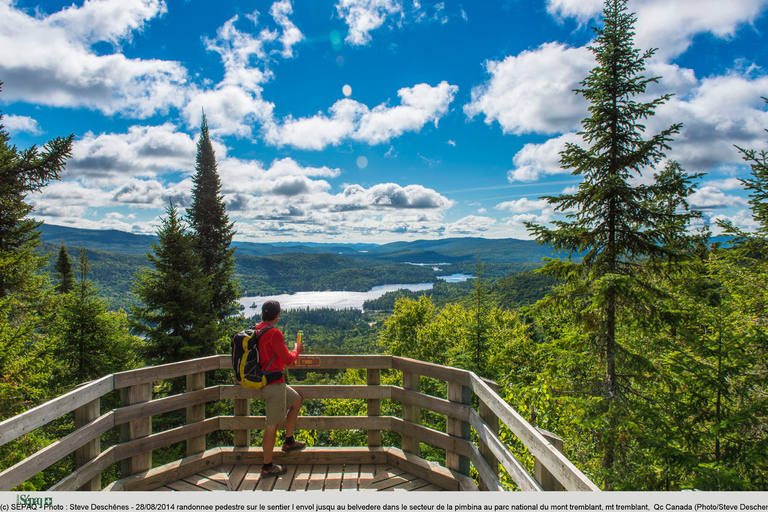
296, 341, 305, 354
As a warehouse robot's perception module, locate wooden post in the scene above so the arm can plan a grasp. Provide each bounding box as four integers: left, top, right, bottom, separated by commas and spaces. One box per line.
120, 383, 152, 477
534, 428, 565, 491
446, 382, 471, 476
401, 371, 420, 456
367, 369, 381, 447
234, 379, 250, 447
186, 372, 206, 455
74, 398, 101, 490
478, 380, 500, 491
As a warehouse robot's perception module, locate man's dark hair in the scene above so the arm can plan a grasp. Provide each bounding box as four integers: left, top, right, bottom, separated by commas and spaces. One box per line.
262, 300, 281, 321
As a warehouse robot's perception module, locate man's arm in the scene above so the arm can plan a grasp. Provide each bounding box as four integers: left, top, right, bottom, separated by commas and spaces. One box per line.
272, 331, 301, 366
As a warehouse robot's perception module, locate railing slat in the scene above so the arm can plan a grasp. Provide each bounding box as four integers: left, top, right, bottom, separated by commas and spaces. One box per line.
392, 357, 470, 386
469, 409, 541, 491
0, 375, 113, 448
391, 417, 471, 456
114, 387, 220, 425
0, 411, 114, 491
114, 357, 221, 389
220, 384, 391, 400
469, 373, 600, 492
49, 447, 116, 491
220, 415, 393, 432
392, 387, 470, 422
467, 442, 505, 492
114, 418, 220, 462
367, 369, 381, 448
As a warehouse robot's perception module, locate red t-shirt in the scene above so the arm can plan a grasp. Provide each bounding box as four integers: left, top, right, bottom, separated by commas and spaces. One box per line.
254, 322, 300, 385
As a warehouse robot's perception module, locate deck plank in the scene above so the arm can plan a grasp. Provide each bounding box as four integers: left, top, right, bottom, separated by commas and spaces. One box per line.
184, 473, 228, 491
390, 478, 433, 491
149, 460, 451, 492
341, 465, 360, 491
307, 465, 328, 491
255, 472, 277, 492
325, 465, 343, 492
167, 480, 207, 492
238, 466, 260, 491
358, 465, 376, 491
289, 465, 312, 491
272, 465, 298, 492
229, 465, 249, 490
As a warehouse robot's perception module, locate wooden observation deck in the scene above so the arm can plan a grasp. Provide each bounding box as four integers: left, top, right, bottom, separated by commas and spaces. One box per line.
0, 355, 600, 492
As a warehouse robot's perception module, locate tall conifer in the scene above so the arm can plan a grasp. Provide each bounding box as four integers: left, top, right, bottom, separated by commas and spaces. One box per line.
131, 202, 218, 364
187, 114, 239, 324
526, 0, 700, 483
0, 81, 72, 419
54, 242, 74, 294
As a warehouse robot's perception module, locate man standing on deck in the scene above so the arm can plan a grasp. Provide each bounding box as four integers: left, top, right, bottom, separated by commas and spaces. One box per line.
252, 300, 306, 477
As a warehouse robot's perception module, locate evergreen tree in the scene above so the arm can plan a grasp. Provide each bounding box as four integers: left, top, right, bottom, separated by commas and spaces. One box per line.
54, 242, 74, 294
0, 82, 73, 485
0, 80, 73, 418
55, 247, 140, 389
525, 0, 700, 484
187, 114, 239, 324
131, 202, 219, 364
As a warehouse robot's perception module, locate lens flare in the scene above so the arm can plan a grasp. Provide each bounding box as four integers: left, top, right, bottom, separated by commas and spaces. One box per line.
342, 85, 352, 97
330, 30, 343, 51
356, 156, 368, 169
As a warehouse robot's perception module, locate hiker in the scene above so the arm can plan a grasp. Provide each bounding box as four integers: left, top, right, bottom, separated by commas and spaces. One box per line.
251, 300, 306, 477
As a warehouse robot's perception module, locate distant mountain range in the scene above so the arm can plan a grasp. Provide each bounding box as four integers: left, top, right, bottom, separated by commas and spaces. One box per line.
40, 224, 559, 264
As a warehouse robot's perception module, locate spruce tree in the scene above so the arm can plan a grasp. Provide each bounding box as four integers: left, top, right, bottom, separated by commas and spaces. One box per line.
0, 80, 72, 418
55, 247, 139, 388
54, 242, 74, 294
525, 0, 700, 483
187, 114, 239, 324
131, 201, 219, 364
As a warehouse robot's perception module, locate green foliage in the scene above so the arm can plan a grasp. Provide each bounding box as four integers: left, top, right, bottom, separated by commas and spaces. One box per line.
53, 247, 142, 390
131, 202, 221, 365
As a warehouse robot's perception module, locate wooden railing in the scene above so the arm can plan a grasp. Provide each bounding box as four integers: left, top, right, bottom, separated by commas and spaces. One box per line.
0, 355, 600, 492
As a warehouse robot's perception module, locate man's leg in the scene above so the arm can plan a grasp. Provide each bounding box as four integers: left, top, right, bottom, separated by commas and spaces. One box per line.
284, 394, 302, 438
262, 424, 278, 465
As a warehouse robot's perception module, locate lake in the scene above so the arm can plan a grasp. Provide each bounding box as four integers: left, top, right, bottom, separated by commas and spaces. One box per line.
237, 273, 473, 312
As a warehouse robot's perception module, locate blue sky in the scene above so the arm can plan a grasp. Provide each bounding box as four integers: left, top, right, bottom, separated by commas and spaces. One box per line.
2, 0, 768, 243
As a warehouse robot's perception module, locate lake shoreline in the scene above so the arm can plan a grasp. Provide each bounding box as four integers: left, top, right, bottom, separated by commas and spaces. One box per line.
237, 274, 473, 312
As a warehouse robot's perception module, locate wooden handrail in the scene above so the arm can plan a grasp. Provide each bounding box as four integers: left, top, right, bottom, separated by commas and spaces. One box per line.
0, 354, 598, 492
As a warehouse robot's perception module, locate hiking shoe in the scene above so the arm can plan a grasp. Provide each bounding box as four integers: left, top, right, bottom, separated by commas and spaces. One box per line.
260, 463, 286, 478
282, 439, 306, 453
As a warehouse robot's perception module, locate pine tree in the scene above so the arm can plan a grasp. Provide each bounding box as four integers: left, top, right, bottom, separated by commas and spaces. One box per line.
54, 242, 74, 294
187, 114, 239, 324
131, 202, 219, 364
525, 0, 700, 483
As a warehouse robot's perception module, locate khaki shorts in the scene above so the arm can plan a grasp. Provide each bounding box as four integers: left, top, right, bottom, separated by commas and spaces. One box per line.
252, 383, 300, 426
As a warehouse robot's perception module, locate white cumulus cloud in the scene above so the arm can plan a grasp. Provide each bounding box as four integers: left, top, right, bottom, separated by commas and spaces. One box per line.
465, 43, 592, 135
0, 0, 188, 117
266, 81, 458, 149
